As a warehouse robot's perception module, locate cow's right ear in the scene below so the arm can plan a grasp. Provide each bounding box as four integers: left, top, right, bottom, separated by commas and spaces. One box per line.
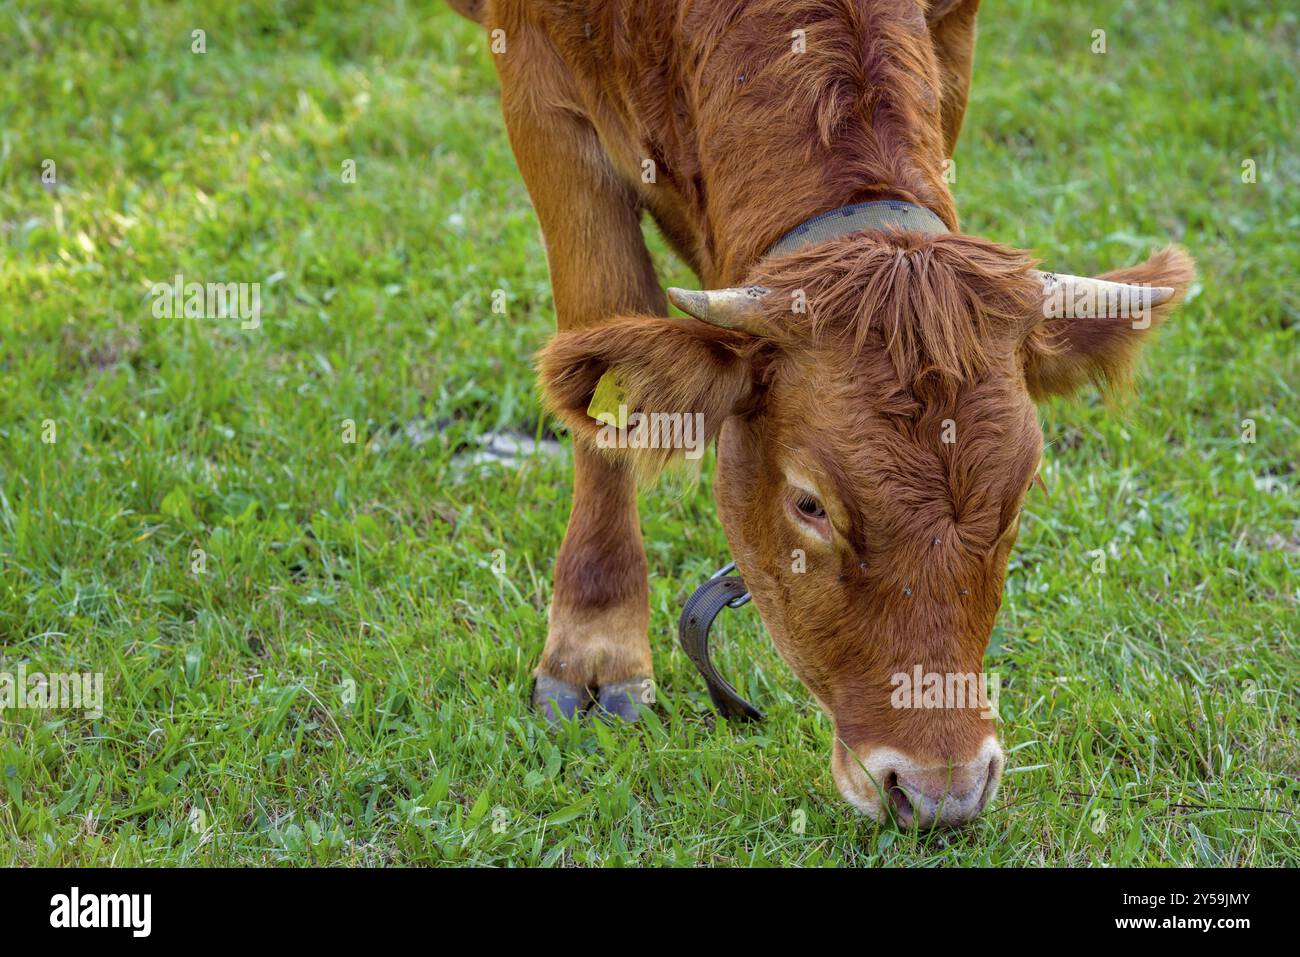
537, 316, 758, 476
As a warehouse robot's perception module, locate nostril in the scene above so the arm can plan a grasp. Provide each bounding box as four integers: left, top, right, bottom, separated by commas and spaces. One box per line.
882, 770, 913, 823
881, 769, 898, 800
889, 785, 911, 814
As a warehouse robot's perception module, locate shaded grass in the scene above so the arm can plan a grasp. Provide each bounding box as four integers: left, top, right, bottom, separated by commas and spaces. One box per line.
0, 0, 1295, 865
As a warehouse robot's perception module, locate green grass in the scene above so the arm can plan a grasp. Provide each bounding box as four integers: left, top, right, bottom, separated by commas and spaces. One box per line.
0, 0, 1296, 865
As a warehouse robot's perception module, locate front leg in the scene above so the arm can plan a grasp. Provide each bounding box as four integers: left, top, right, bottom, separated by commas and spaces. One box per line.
537, 446, 652, 722
493, 15, 665, 722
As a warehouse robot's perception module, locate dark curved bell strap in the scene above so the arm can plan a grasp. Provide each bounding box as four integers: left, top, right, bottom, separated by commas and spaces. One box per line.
677, 569, 764, 722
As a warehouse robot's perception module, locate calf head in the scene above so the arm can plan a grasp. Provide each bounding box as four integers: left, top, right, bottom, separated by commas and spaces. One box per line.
540, 232, 1194, 827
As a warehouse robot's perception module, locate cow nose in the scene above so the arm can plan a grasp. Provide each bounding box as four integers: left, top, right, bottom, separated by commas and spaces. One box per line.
837, 737, 1004, 828
885, 756, 997, 827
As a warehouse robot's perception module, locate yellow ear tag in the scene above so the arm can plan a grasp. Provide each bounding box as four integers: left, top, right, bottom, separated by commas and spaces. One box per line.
587, 369, 628, 426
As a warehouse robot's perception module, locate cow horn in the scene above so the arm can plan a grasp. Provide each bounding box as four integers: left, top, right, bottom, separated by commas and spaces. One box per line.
667, 285, 771, 334
1034, 270, 1175, 319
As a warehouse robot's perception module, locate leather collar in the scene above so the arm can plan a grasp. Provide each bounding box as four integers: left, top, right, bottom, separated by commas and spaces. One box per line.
768, 199, 948, 258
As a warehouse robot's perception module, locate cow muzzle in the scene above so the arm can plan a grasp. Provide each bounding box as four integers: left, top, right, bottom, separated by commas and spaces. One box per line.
834, 736, 1004, 828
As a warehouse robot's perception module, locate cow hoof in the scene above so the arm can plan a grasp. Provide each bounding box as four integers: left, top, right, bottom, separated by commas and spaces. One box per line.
594, 677, 654, 722
533, 675, 590, 727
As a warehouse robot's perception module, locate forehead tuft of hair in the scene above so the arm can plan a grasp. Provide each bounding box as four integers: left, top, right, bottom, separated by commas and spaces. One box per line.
751, 231, 1040, 388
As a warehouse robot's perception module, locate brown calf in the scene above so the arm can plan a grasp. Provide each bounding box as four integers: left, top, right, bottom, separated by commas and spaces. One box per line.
453, 0, 1194, 827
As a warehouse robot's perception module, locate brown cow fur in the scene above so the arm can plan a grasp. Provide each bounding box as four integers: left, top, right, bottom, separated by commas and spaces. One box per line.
467, 0, 1195, 812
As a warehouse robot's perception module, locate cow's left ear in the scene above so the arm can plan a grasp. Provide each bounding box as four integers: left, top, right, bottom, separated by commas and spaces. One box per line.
1021, 246, 1196, 399
537, 315, 759, 478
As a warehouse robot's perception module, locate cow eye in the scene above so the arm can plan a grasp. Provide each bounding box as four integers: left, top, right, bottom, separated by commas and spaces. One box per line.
795, 494, 825, 520
784, 485, 832, 540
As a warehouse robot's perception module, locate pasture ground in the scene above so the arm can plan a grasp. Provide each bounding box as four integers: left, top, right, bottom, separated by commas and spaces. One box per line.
0, 1, 1296, 864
